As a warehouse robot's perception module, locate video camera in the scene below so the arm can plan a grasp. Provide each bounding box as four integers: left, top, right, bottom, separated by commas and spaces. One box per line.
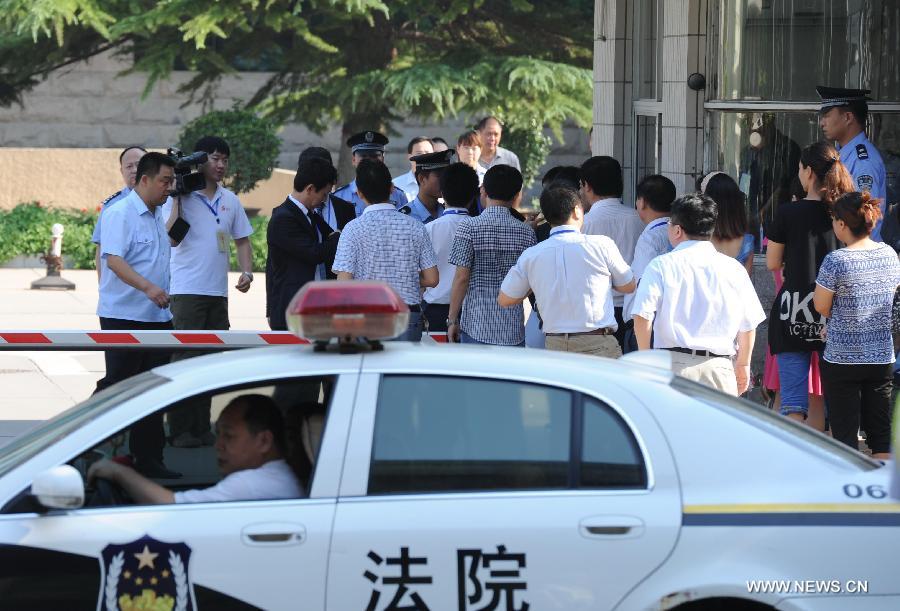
167, 148, 208, 196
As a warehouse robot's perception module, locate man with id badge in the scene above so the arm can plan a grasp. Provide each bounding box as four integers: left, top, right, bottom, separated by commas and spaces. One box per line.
499, 187, 634, 357
161, 136, 254, 449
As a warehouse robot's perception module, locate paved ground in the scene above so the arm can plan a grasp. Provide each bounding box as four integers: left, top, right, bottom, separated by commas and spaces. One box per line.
0, 268, 269, 445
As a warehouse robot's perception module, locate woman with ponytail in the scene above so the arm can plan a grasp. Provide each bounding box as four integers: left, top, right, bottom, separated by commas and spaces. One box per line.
766, 142, 854, 429
814, 191, 900, 458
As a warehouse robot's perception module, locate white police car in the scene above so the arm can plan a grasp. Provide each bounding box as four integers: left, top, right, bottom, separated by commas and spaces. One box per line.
0, 282, 897, 610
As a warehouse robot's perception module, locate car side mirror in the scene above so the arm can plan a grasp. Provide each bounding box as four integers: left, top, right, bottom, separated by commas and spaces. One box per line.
31, 465, 85, 510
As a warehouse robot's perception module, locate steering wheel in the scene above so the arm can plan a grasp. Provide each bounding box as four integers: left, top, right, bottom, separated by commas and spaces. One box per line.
89, 477, 131, 506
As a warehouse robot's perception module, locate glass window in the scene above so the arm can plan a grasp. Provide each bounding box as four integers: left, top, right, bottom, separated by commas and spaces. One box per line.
369, 376, 572, 495
670, 376, 880, 471
707, 110, 900, 233
715, 0, 900, 102
3, 376, 336, 513
635, 114, 661, 182
0, 372, 167, 480
634, 0, 659, 100
581, 397, 646, 488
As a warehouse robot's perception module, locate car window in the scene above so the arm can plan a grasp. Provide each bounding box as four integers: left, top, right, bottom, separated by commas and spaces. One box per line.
0, 372, 166, 479
3, 375, 338, 514
670, 376, 879, 471
581, 396, 647, 488
369, 376, 572, 494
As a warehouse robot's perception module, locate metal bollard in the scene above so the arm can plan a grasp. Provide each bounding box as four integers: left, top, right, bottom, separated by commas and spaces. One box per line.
31, 223, 76, 290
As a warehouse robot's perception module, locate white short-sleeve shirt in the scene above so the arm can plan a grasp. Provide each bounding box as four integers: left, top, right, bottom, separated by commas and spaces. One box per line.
631, 240, 765, 356
161, 185, 253, 297
173, 459, 303, 504
624, 217, 670, 319
501, 225, 633, 334
581, 198, 645, 308
423, 207, 470, 304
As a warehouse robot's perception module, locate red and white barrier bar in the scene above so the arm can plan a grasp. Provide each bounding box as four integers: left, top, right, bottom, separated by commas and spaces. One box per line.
0, 330, 449, 350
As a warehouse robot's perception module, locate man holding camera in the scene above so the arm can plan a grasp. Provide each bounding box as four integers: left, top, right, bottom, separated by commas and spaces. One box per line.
162, 136, 254, 448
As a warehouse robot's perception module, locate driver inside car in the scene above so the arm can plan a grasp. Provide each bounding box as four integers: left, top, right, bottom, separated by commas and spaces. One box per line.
87, 394, 304, 504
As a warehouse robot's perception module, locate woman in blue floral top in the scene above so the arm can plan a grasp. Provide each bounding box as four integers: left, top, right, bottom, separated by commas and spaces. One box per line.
814, 191, 900, 458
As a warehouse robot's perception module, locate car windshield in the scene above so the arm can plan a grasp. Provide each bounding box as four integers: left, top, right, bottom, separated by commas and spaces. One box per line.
0, 372, 167, 478
671, 376, 880, 471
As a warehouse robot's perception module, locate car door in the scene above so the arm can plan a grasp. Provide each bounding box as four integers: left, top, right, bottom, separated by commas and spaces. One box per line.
327, 372, 682, 610
0, 370, 359, 610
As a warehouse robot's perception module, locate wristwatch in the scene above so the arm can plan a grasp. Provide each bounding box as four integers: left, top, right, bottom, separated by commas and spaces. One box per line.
446, 318, 459, 326
240, 271, 254, 281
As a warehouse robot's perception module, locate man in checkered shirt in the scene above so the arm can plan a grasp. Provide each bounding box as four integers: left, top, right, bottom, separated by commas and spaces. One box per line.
448, 165, 536, 345
333, 159, 438, 341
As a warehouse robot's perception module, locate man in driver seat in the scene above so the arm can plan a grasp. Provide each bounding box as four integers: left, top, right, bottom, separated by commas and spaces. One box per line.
88, 394, 303, 504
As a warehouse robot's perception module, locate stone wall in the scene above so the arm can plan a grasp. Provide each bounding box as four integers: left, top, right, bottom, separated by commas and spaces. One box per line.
0, 49, 590, 207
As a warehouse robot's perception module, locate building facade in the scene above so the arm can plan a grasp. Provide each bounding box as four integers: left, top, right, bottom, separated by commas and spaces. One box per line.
592, 0, 899, 233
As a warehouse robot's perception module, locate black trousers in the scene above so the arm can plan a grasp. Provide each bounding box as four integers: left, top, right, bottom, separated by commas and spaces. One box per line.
613, 307, 629, 353
820, 360, 894, 454
423, 302, 450, 333
95, 317, 174, 464
168, 295, 229, 437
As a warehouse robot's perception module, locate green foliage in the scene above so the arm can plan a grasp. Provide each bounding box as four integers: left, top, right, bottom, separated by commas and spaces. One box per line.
228, 215, 268, 273
178, 107, 281, 195
1, 0, 595, 170
0, 202, 98, 268
502, 122, 553, 189
0, 202, 270, 272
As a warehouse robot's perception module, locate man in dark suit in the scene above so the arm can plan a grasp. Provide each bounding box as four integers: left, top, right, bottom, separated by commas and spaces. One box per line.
266, 157, 341, 330
297, 147, 356, 233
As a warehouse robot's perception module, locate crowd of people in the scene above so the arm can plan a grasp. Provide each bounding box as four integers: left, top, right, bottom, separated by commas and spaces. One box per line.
90, 87, 898, 475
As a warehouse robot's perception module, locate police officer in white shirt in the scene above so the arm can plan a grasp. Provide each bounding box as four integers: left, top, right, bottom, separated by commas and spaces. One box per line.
393, 137, 434, 203
631, 193, 765, 396
622, 175, 676, 353
88, 394, 303, 504
579, 156, 645, 351
423, 162, 480, 332
499, 186, 635, 356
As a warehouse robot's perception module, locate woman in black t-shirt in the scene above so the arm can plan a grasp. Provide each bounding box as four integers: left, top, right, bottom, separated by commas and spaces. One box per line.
766, 141, 855, 430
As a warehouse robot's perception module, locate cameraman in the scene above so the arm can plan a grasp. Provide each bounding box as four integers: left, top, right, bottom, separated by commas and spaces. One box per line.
161, 136, 254, 448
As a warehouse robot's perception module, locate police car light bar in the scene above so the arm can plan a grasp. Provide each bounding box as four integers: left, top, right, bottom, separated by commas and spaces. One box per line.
286, 281, 410, 342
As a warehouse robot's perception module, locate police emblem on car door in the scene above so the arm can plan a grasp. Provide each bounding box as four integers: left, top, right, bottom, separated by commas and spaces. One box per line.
99, 535, 195, 611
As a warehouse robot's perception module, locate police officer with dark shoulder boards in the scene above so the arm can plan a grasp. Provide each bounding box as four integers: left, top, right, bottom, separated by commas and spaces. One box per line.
399, 149, 455, 224
817, 86, 888, 240
333, 131, 408, 216
93, 146, 147, 280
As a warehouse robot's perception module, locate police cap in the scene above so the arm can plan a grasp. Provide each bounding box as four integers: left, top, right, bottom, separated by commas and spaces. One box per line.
816, 86, 871, 112
411, 149, 455, 171
347, 131, 389, 155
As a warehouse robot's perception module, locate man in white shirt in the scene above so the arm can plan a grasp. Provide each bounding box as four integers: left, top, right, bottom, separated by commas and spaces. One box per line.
392, 136, 434, 203
476, 116, 521, 171
162, 136, 255, 449
579, 156, 645, 351
423, 162, 480, 332
88, 394, 303, 504
499, 187, 635, 357
631, 193, 766, 396
622, 174, 676, 353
